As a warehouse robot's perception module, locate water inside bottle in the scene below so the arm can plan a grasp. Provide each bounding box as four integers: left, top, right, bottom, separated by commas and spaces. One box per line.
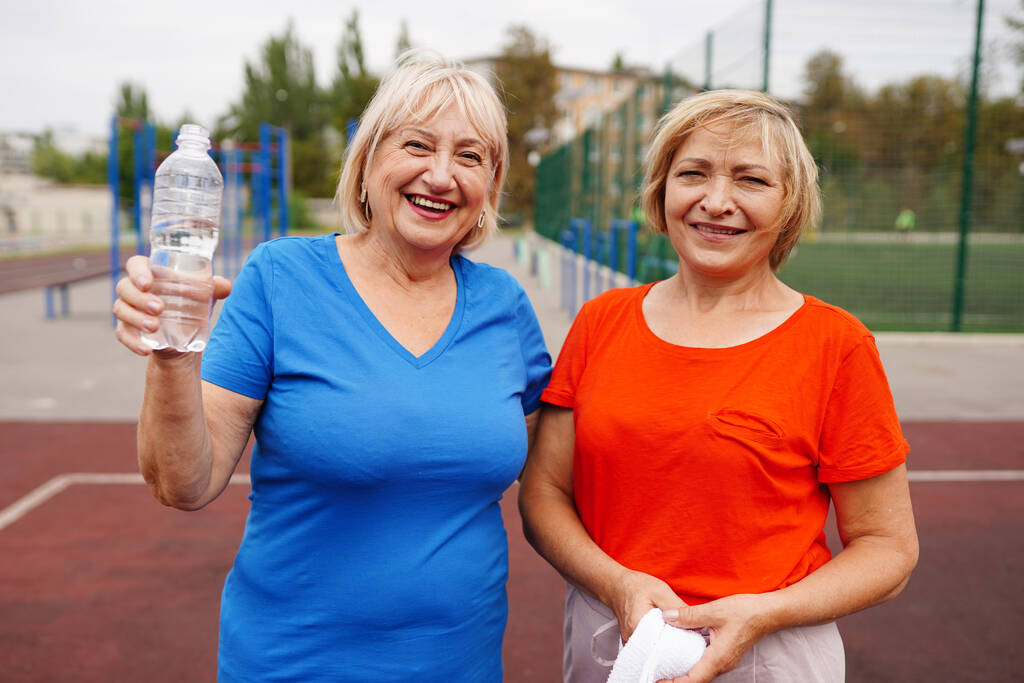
142, 222, 217, 352
149, 216, 219, 257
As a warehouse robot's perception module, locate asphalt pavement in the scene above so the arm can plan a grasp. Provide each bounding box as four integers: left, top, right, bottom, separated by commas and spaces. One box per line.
1, 231, 1022, 422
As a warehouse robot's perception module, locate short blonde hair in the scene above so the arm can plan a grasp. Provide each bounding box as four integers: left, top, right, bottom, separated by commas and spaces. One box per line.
640, 89, 820, 270
336, 50, 509, 253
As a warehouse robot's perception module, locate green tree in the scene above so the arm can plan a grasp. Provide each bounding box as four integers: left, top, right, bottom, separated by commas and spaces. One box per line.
803, 52, 845, 114
76, 151, 108, 185
116, 82, 150, 121
862, 76, 964, 226
494, 25, 558, 219
328, 10, 380, 143
32, 131, 76, 184
798, 50, 865, 230
220, 21, 331, 196
1008, 0, 1024, 91
113, 82, 173, 202
972, 94, 1024, 231
394, 19, 413, 60
883, 76, 962, 170
800, 51, 865, 135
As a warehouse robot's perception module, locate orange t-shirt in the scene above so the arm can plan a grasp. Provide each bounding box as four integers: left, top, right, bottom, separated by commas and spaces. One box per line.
541, 284, 908, 605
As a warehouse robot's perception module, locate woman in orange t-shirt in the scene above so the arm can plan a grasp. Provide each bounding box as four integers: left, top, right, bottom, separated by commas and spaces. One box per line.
519, 90, 919, 683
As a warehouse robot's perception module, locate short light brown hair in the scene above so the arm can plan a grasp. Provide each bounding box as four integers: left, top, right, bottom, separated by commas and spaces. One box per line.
640, 89, 820, 270
337, 50, 509, 252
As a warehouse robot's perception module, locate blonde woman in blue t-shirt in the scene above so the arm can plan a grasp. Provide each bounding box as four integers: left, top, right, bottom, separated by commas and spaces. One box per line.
112, 51, 551, 681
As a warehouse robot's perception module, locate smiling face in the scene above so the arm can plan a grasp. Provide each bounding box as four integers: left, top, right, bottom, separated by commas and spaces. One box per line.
363, 105, 491, 257
663, 123, 786, 281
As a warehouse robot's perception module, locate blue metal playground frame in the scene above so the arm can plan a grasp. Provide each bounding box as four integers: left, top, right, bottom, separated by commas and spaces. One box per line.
106, 117, 289, 325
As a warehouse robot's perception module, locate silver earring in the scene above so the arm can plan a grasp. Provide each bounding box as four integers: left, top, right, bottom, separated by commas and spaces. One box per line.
359, 183, 367, 203
477, 212, 485, 229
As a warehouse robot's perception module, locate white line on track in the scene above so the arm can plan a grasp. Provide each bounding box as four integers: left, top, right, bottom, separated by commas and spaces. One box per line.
908, 470, 1024, 482
0, 472, 251, 532
1, 470, 1021, 534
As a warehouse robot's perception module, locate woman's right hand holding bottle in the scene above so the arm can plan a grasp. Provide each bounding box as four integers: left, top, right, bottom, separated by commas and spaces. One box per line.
113, 255, 231, 356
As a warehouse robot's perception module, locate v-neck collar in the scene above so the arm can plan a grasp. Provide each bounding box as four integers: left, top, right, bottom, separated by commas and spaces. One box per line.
324, 234, 465, 369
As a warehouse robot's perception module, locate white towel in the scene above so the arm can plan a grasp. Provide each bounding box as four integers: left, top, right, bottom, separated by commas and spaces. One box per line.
606, 608, 706, 683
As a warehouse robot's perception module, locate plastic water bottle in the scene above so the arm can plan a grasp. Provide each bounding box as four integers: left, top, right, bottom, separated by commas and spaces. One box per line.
142, 124, 223, 353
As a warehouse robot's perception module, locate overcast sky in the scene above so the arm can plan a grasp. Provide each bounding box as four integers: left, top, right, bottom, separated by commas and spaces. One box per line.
1, 0, 1019, 139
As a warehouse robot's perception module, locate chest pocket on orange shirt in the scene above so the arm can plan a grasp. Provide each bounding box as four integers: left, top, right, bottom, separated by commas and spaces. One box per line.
709, 408, 787, 448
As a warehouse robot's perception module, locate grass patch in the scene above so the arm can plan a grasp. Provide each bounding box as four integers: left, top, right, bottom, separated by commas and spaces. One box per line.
778, 241, 1024, 332
625, 236, 1024, 332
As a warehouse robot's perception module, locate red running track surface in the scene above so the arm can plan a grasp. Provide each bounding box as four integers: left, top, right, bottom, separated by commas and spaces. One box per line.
0, 421, 1021, 682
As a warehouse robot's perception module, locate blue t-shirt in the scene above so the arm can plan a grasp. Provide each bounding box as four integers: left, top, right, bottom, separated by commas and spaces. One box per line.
201, 234, 551, 681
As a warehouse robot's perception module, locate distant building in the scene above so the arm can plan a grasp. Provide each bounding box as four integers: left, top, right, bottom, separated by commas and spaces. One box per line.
0, 133, 34, 175
462, 58, 691, 226
0, 172, 110, 243
462, 57, 663, 145
549, 64, 660, 144
49, 127, 107, 158
0, 130, 109, 243
0, 127, 106, 176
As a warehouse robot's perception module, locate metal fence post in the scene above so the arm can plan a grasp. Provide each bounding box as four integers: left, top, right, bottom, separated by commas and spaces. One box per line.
132, 124, 144, 254
627, 220, 639, 284
608, 219, 620, 288
560, 227, 576, 317
234, 147, 244, 276
259, 122, 271, 243
579, 218, 592, 303
108, 116, 119, 327
277, 127, 289, 236
952, 0, 985, 332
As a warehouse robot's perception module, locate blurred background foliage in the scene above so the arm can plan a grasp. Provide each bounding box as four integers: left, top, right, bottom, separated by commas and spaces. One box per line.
29, 1, 1024, 230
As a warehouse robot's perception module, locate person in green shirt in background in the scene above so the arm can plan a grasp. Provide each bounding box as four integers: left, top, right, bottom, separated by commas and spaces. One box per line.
895, 207, 916, 241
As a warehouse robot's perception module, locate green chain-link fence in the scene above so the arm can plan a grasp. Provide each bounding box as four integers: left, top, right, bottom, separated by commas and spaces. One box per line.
533, 0, 1024, 332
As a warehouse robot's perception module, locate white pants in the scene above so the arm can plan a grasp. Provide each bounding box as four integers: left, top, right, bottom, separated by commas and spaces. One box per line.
563, 583, 845, 682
